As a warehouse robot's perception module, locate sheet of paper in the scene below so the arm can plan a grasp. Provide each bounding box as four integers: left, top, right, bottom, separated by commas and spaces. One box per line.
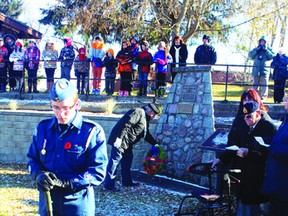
254, 136, 270, 147
225, 145, 240, 151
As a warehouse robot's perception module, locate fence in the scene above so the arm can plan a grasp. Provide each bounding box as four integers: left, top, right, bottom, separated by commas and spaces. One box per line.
0, 60, 282, 102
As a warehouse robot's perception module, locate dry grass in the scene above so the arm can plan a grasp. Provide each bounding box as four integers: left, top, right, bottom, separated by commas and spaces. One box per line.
0, 163, 200, 216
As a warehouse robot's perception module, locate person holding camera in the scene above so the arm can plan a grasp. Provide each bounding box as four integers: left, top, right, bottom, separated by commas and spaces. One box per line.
248, 36, 274, 101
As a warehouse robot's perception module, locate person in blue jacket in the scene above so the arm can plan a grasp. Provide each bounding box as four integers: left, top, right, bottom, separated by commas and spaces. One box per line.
27, 78, 108, 216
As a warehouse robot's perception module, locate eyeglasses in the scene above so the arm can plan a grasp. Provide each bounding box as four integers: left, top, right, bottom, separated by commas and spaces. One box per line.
244, 114, 253, 119
51, 102, 76, 112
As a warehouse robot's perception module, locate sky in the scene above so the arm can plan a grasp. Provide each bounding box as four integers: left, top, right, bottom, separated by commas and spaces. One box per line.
18, 0, 248, 68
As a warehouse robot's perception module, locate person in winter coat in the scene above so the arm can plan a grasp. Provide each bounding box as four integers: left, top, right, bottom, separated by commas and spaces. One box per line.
116, 40, 133, 96
9, 41, 25, 91
24, 40, 40, 93
74, 47, 90, 94
248, 36, 274, 101
0, 36, 8, 92
270, 48, 288, 103
58, 38, 75, 81
104, 103, 160, 191
27, 78, 108, 216
153, 41, 172, 97
102, 48, 118, 96
135, 40, 153, 96
169, 35, 188, 81
227, 89, 271, 149
42, 39, 58, 92
212, 101, 276, 216
129, 36, 140, 93
3, 34, 17, 91
194, 35, 217, 65
88, 35, 106, 95
262, 98, 288, 216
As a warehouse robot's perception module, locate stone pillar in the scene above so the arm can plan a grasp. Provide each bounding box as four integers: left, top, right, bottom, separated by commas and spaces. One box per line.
155, 66, 215, 182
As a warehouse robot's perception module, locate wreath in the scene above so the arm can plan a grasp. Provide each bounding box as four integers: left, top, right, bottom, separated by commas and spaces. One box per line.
143, 145, 166, 175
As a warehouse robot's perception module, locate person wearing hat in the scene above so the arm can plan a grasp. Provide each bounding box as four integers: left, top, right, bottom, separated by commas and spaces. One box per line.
153, 41, 172, 97
135, 40, 153, 96
24, 39, 41, 93
74, 47, 90, 94
212, 101, 276, 215
102, 48, 118, 96
194, 34, 217, 65
58, 38, 75, 81
248, 36, 274, 101
88, 35, 106, 95
42, 39, 59, 92
9, 40, 25, 91
104, 103, 161, 191
27, 78, 108, 215
169, 35, 188, 81
0, 36, 9, 92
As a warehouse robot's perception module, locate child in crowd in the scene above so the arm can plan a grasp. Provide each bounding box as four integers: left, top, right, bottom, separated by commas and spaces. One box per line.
58, 38, 75, 81
89, 35, 106, 95
135, 40, 153, 96
102, 48, 118, 96
74, 47, 90, 94
153, 41, 172, 97
42, 39, 58, 92
116, 40, 133, 96
9, 41, 25, 91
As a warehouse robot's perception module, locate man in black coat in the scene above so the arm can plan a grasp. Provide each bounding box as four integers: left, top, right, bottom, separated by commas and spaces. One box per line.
194, 35, 217, 65
104, 103, 160, 191
212, 101, 276, 215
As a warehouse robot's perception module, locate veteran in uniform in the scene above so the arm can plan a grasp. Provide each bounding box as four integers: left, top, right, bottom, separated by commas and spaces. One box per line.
27, 78, 108, 216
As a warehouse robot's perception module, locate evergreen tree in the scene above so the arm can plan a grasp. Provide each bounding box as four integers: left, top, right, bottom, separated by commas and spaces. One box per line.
0, 0, 23, 18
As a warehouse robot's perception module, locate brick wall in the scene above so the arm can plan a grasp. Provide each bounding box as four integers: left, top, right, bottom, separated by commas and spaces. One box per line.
0, 110, 155, 171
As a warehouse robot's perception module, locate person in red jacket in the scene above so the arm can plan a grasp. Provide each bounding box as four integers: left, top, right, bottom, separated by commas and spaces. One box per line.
116, 40, 133, 96
135, 41, 153, 96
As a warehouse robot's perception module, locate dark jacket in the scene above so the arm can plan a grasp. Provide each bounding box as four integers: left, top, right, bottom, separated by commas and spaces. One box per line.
135, 50, 153, 73
270, 53, 288, 81
169, 43, 188, 67
262, 114, 288, 201
220, 117, 277, 204
58, 45, 75, 68
102, 56, 118, 78
194, 44, 217, 65
107, 108, 157, 152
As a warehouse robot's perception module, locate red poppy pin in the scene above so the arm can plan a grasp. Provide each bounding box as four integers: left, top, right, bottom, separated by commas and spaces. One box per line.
64, 142, 72, 150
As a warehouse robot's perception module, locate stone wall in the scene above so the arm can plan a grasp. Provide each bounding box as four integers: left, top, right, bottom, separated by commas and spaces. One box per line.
0, 110, 154, 170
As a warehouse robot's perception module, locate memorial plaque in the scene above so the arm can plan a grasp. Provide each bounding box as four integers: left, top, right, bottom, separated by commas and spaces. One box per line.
182, 86, 197, 102
178, 103, 193, 114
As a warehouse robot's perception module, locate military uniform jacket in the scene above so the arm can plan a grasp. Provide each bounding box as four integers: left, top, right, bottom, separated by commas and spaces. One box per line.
27, 111, 108, 216
220, 117, 276, 204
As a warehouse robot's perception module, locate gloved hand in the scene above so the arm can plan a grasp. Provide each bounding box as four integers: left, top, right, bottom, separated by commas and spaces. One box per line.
35, 171, 57, 191
53, 178, 73, 190
114, 137, 122, 148
157, 58, 166, 65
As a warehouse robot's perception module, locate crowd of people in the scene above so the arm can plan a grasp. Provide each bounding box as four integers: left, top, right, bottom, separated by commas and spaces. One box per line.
0, 33, 218, 97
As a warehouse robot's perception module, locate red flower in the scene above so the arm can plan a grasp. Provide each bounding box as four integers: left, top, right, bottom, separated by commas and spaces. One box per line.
64, 142, 72, 150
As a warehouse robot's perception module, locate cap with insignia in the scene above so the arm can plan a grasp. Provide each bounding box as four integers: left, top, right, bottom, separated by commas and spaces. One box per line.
49, 79, 78, 102
148, 103, 160, 114
243, 101, 259, 115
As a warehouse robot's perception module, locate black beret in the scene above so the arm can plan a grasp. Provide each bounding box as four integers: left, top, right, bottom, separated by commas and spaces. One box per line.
243, 101, 260, 115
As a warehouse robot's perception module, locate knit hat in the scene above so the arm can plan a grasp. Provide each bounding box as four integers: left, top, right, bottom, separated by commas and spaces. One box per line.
141, 40, 149, 48
259, 36, 266, 43
15, 41, 22, 47
50, 79, 78, 102
29, 39, 36, 45
148, 103, 160, 114
158, 41, 166, 48
243, 101, 259, 115
94, 35, 103, 41
107, 48, 115, 57
78, 47, 86, 61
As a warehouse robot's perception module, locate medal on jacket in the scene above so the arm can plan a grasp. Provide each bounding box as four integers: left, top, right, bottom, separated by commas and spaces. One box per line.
41, 139, 47, 155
